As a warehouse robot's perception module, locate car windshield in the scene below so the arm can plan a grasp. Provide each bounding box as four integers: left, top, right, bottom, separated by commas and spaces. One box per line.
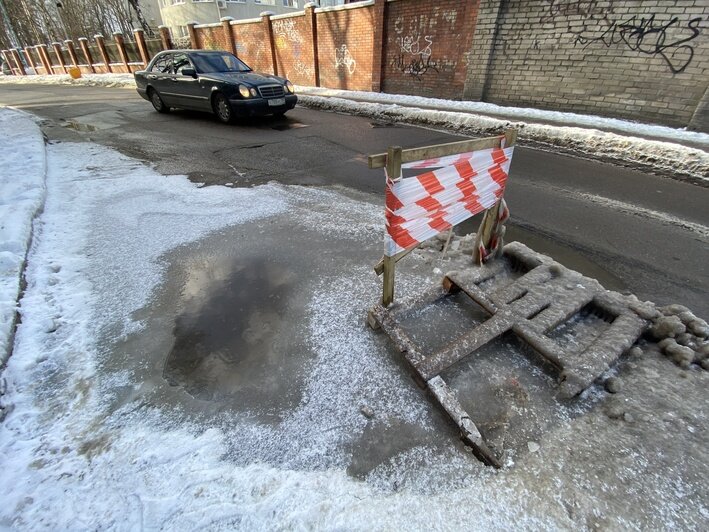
190, 52, 251, 74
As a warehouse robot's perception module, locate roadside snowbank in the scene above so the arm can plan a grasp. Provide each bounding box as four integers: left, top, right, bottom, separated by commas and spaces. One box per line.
0, 73, 135, 88
299, 95, 709, 183
0, 109, 45, 365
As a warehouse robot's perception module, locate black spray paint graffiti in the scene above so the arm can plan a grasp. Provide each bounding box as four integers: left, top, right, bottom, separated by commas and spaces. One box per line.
540, 0, 615, 24
390, 54, 439, 81
571, 14, 703, 74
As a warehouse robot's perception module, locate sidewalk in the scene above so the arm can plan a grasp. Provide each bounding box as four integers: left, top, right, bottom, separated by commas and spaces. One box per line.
0, 108, 46, 366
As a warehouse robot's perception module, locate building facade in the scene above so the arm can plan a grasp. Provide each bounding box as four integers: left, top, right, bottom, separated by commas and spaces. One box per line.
159, 0, 344, 45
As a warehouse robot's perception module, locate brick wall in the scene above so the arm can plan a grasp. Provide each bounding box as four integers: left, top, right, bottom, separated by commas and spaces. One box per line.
196, 25, 228, 51
382, 0, 478, 99
233, 20, 273, 74
480, 0, 709, 128
316, 5, 375, 91
272, 14, 314, 86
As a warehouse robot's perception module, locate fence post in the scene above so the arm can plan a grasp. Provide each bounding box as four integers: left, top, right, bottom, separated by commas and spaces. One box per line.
1, 50, 15, 75
261, 11, 277, 76
134, 28, 151, 66
158, 25, 173, 50
77, 38, 95, 72
36, 44, 53, 74
51, 42, 68, 73
371, 0, 386, 92
304, 2, 319, 87
187, 22, 199, 49
11, 49, 26, 75
220, 17, 236, 55
64, 40, 79, 68
113, 32, 131, 71
94, 34, 113, 73
382, 146, 402, 307
23, 47, 38, 74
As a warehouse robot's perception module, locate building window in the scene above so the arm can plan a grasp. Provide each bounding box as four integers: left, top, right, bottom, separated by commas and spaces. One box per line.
226, 0, 245, 3
282, 0, 297, 6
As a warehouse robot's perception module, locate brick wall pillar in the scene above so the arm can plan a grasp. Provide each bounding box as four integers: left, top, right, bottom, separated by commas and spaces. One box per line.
11, 49, 26, 75
261, 11, 277, 76
64, 40, 79, 67
36, 45, 53, 74
134, 29, 151, 66
187, 22, 199, 49
1, 50, 16, 75
51, 42, 68, 73
370, 0, 386, 92
94, 35, 113, 73
462, 0, 504, 101
304, 3, 319, 87
221, 17, 236, 55
113, 32, 131, 70
158, 25, 173, 50
77, 38, 96, 72
23, 47, 38, 74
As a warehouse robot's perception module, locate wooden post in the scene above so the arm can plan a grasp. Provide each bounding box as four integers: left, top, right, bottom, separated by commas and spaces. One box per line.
186, 22, 199, 49
134, 28, 151, 66
36, 44, 53, 74
113, 32, 130, 71
94, 35, 113, 73
472, 128, 517, 264
11, 49, 26, 75
382, 146, 402, 307
77, 38, 95, 72
51, 42, 68, 73
221, 17, 236, 55
158, 25, 173, 50
304, 2, 319, 87
64, 40, 79, 67
23, 47, 38, 74
261, 11, 278, 76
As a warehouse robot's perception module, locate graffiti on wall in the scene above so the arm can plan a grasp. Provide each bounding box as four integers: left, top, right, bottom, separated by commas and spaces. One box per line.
571, 14, 703, 74
539, 1, 703, 74
335, 44, 356, 75
273, 18, 314, 80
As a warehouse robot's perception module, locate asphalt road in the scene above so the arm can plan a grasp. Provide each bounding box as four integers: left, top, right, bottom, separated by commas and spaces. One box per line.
2, 83, 708, 317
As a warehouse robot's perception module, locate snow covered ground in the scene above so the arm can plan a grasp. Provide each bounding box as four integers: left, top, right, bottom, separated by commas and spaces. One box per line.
0, 108, 706, 530
1, 73, 706, 182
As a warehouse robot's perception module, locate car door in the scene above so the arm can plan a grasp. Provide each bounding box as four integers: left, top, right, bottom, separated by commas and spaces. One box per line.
146, 53, 176, 105
171, 53, 211, 111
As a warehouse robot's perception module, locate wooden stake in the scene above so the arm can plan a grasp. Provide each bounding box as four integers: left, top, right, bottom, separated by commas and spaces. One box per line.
382, 146, 402, 307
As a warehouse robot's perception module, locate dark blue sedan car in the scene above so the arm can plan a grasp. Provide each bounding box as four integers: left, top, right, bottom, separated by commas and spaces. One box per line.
135, 50, 297, 123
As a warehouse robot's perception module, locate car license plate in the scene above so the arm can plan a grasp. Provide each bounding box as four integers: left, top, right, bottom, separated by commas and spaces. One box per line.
268, 98, 286, 107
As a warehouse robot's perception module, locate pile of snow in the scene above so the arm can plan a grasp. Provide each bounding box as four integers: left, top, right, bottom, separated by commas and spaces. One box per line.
0, 109, 46, 365
0, 73, 135, 88
299, 95, 709, 183
297, 86, 709, 148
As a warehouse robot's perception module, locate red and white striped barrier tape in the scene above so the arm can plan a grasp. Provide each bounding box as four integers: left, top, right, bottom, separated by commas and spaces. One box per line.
384, 143, 515, 256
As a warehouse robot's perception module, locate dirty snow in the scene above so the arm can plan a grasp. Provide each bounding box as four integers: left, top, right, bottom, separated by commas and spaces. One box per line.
0, 72, 136, 88
0, 108, 707, 529
0, 109, 45, 364
299, 95, 709, 183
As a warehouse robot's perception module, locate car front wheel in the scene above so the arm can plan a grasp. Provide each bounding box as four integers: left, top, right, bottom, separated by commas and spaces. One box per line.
213, 93, 234, 124
149, 88, 169, 114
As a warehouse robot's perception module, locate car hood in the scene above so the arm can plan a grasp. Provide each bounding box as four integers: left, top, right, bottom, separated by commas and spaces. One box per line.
199, 71, 286, 86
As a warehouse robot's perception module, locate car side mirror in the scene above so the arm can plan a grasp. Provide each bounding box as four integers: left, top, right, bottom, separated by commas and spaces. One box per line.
181, 68, 197, 78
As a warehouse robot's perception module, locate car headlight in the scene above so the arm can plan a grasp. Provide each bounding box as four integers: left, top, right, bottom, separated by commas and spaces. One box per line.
238, 85, 250, 98
285, 81, 294, 94
250, 87, 258, 97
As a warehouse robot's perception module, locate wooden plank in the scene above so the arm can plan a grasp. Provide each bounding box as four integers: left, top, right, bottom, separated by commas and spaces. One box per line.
504, 127, 518, 148
374, 245, 417, 276
369, 304, 427, 367
368, 135, 504, 169
428, 376, 501, 467
382, 146, 402, 306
